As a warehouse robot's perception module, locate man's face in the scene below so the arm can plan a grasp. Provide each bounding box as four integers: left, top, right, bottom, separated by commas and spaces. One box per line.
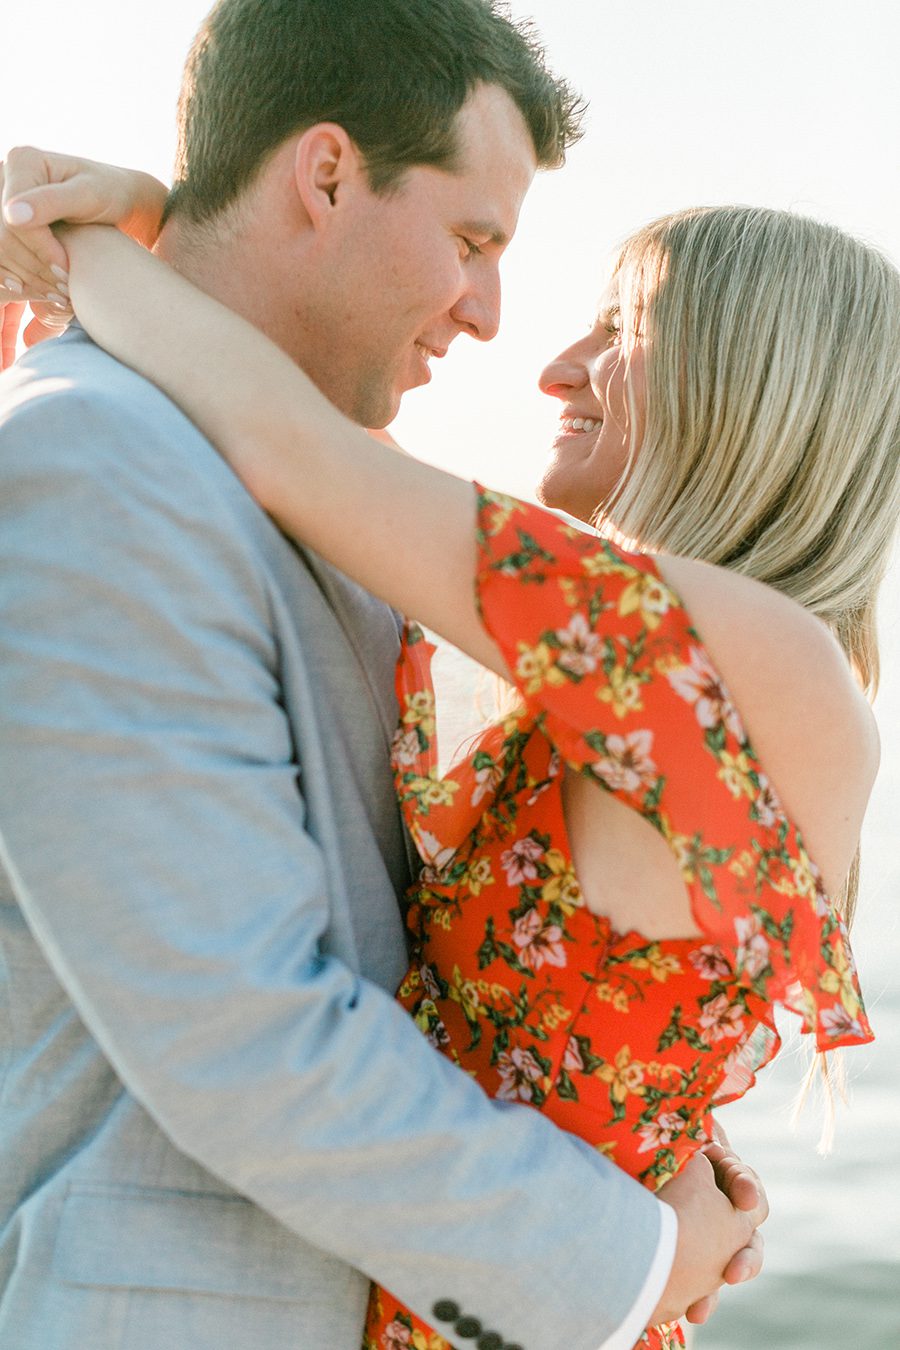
304, 83, 537, 427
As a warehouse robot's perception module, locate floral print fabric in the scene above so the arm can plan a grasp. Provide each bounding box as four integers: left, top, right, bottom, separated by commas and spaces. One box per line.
363, 488, 872, 1350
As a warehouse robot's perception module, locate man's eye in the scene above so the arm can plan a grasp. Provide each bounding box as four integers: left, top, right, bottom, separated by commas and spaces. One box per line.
460, 238, 483, 259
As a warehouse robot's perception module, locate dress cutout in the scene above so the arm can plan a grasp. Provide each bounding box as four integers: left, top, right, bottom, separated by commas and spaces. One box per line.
363, 488, 872, 1350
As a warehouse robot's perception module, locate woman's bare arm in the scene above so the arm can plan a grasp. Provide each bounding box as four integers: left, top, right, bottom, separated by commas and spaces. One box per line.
65, 224, 878, 892
65, 223, 507, 672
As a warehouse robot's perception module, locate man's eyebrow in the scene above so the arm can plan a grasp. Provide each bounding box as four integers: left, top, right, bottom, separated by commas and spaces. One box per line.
458, 219, 509, 247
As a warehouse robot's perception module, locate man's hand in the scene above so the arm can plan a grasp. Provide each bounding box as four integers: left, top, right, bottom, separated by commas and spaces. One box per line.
652, 1129, 768, 1327
682, 1122, 768, 1324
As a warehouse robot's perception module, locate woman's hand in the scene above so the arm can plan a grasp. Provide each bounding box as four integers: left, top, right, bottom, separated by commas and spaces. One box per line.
0, 147, 168, 297
0, 148, 169, 368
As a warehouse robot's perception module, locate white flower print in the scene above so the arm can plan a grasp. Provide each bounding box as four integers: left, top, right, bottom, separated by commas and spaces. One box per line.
734, 913, 772, 980
391, 727, 421, 768
413, 827, 456, 876
511, 907, 567, 971
555, 611, 603, 677
688, 945, 733, 982
501, 836, 545, 885
637, 1110, 685, 1154
496, 1046, 544, 1102
698, 992, 745, 1044
592, 730, 658, 794
668, 646, 744, 739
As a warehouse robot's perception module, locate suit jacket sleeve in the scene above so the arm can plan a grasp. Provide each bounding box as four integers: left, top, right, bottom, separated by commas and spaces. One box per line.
0, 377, 664, 1350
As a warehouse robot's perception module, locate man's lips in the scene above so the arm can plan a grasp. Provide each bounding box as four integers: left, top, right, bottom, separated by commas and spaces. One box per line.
415, 341, 448, 363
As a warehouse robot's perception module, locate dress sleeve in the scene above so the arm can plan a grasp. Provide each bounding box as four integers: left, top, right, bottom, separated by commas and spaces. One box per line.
474, 484, 873, 1053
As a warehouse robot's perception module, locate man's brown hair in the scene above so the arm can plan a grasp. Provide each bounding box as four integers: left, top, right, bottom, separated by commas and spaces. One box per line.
164, 0, 585, 224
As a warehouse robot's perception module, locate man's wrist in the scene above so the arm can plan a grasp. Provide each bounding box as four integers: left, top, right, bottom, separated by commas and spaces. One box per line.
595, 1197, 677, 1350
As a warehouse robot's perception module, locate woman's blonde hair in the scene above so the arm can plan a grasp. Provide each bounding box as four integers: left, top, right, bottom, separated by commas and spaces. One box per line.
605, 205, 900, 704
600, 206, 900, 1141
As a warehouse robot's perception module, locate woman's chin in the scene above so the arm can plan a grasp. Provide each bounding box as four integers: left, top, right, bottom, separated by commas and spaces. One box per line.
536, 462, 595, 524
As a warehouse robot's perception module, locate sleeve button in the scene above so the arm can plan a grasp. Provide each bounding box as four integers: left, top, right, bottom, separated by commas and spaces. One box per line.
476, 1335, 504, 1350
432, 1300, 461, 1323
455, 1316, 482, 1338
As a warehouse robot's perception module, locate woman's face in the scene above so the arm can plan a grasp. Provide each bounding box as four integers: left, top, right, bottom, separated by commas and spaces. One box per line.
537, 298, 646, 524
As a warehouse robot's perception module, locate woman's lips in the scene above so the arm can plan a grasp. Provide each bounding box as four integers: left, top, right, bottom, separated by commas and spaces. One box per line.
559, 415, 602, 435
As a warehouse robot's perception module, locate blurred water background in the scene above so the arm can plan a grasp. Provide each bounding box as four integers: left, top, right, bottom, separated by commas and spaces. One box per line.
430, 566, 900, 1350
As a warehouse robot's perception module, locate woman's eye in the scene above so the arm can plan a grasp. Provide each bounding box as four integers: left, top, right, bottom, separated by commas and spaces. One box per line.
602, 309, 622, 343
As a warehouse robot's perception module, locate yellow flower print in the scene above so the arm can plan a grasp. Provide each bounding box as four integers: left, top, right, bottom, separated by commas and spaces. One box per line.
819, 945, 862, 1017
716, 749, 756, 801
595, 1045, 646, 1103
466, 856, 494, 896
597, 665, 645, 719
595, 1140, 618, 1160
559, 576, 587, 610
789, 850, 819, 900
728, 849, 756, 881
541, 1001, 572, 1033
646, 1060, 686, 1088
402, 689, 436, 737
410, 1331, 452, 1350
407, 773, 460, 809
481, 488, 526, 536
581, 551, 635, 580
515, 641, 567, 695
398, 969, 423, 1000
541, 848, 583, 909
669, 834, 698, 883
596, 982, 631, 1013
447, 965, 482, 1023
618, 573, 677, 630
629, 944, 683, 982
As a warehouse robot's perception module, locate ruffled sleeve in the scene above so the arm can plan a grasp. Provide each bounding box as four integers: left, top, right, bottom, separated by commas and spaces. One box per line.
474, 484, 873, 1052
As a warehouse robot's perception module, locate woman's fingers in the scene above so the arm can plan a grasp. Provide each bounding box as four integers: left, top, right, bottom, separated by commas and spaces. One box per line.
0, 301, 26, 369
0, 218, 68, 299
23, 301, 73, 349
1, 149, 77, 286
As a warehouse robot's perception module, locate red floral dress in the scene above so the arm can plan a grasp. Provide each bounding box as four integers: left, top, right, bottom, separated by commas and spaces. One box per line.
363, 488, 873, 1350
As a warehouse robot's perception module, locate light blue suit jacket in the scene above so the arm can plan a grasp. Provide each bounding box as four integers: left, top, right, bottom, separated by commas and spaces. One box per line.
0, 328, 662, 1349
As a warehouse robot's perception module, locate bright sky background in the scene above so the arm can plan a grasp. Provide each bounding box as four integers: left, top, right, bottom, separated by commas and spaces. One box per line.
4, 0, 900, 492
3, 3, 900, 1339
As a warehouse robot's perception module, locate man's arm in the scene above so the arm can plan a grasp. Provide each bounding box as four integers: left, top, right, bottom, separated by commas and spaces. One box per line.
0, 379, 760, 1349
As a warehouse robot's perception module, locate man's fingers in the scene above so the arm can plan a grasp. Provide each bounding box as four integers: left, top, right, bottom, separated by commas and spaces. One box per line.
722, 1226, 765, 1287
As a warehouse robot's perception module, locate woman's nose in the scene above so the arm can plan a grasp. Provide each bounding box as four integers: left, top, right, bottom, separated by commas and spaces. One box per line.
538, 344, 591, 399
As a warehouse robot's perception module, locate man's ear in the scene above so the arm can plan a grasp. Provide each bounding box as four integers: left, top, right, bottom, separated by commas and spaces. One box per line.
292, 123, 363, 231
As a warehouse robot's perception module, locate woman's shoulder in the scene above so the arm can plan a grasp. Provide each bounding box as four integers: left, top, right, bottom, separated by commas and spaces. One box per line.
657, 552, 879, 892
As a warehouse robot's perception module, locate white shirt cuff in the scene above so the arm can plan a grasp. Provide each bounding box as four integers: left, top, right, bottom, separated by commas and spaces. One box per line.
595, 1198, 678, 1350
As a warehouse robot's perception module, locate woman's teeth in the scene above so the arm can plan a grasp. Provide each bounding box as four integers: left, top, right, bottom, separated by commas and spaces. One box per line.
561, 416, 602, 434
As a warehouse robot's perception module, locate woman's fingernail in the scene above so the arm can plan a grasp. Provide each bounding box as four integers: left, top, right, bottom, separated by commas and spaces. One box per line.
45, 292, 70, 309
2, 276, 23, 294
4, 200, 35, 226
50, 264, 69, 283
54, 280, 70, 297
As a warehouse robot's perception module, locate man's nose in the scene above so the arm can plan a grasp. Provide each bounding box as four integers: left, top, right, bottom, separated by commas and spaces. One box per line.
451, 269, 501, 343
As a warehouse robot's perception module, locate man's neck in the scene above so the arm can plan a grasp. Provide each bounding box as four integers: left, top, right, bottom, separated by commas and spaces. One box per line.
154, 217, 268, 336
